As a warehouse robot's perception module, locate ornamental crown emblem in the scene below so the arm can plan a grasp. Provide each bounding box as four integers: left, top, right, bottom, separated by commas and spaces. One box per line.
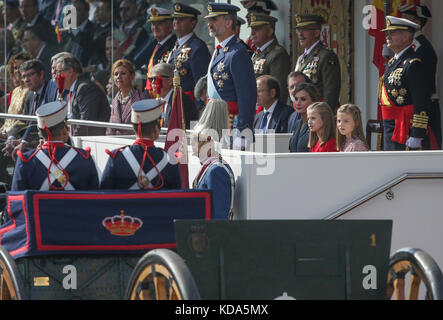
151, 8, 158, 16
175, 4, 181, 11
208, 5, 213, 13
102, 210, 143, 236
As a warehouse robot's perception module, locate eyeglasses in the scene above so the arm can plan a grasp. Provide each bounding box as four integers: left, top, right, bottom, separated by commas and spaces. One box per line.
55, 69, 66, 75
21, 71, 37, 79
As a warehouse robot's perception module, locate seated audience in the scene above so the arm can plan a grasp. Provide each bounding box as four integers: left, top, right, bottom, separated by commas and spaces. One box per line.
307, 102, 337, 153
254, 75, 293, 134
288, 83, 321, 153
336, 104, 369, 152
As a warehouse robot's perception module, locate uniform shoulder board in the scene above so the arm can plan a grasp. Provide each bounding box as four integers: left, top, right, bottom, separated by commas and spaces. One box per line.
105, 146, 129, 159
409, 58, 422, 64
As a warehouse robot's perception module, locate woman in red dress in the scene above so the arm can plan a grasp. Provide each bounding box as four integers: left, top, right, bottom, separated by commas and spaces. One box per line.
307, 102, 338, 152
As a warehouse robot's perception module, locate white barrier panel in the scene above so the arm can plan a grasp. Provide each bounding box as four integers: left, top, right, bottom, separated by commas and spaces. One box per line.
336, 178, 443, 277
237, 151, 443, 220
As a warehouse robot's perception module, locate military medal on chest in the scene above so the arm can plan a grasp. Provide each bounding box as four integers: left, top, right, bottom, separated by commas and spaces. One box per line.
176, 46, 191, 76
304, 56, 319, 80
254, 59, 266, 74
388, 68, 403, 86
213, 61, 229, 88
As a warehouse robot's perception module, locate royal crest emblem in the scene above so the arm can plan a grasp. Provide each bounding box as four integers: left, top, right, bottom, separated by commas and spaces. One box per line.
102, 210, 143, 236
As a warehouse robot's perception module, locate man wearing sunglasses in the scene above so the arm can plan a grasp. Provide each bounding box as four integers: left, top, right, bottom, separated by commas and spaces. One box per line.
149, 63, 198, 129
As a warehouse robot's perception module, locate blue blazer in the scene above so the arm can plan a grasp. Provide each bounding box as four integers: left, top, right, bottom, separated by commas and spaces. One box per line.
100, 145, 181, 190
209, 36, 257, 131
253, 102, 294, 133
288, 115, 310, 153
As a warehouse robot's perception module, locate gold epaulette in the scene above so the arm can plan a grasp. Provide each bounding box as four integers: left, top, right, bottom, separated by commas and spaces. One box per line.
411, 111, 429, 129
409, 58, 422, 64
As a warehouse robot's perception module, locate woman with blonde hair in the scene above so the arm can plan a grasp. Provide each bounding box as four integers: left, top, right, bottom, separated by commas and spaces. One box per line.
192, 99, 235, 220
106, 59, 148, 136
0, 52, 32, 139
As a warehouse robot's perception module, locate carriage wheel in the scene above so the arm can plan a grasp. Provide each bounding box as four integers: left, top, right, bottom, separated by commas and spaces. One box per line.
0, 246, 24, 300
125, 249, 200, 300
387, 248, 443, 300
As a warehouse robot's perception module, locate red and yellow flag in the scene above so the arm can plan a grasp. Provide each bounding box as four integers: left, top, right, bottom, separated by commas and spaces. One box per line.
164, 72, 189, 189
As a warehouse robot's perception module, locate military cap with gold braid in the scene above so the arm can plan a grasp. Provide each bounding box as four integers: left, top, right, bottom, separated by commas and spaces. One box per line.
172, 2, 201, 19
294, 14, 325, 28
382, 16, 420, 33
205, 2, 240, 19
147, 7, 173, 22
249, 13, 277, 28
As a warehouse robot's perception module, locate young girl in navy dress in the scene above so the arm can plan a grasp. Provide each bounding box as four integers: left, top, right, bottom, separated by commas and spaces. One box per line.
336, 104, 369, 152
307, 102, 338, 152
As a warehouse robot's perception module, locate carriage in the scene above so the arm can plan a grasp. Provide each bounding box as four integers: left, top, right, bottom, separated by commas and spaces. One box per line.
0, 188, 442, 300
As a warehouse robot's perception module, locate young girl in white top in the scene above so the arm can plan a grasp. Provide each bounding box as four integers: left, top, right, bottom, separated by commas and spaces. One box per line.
336, 104, 369, 152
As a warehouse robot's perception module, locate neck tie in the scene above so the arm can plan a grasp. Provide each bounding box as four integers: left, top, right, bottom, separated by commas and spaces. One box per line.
33, 93, 40, 114
259, 112, 269, 134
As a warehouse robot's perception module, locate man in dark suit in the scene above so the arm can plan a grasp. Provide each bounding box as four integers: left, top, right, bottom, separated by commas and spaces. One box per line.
21, 25, 59, 82
18, 0, 57, 44
150, 63, 198, 129
253, 75, 293, 134
119, 0, 150, 65
2, 59, 49, 159
89, 0, 113, 67
55, 55, 110, 136
61, 0, 95, 67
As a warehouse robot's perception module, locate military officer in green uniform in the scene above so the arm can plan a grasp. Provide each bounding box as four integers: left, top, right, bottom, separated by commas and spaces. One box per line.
294, 14, 341, 112
250, 13, 290, 104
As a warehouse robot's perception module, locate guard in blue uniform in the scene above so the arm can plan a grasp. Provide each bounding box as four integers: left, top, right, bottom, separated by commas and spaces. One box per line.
192, 100, 235, 220
167, 2, 211, 102
399, 3, 441, 149
205, 2, 257, 149
379, 17, 436, 151
100, 99, 181, 190
11, 102, 99, 191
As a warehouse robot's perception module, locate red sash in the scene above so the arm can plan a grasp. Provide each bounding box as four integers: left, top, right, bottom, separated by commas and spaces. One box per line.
183, 90, 195, 102
380, 82, 414, 145
206, 99, 238, 115
381, 104, 414, 145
